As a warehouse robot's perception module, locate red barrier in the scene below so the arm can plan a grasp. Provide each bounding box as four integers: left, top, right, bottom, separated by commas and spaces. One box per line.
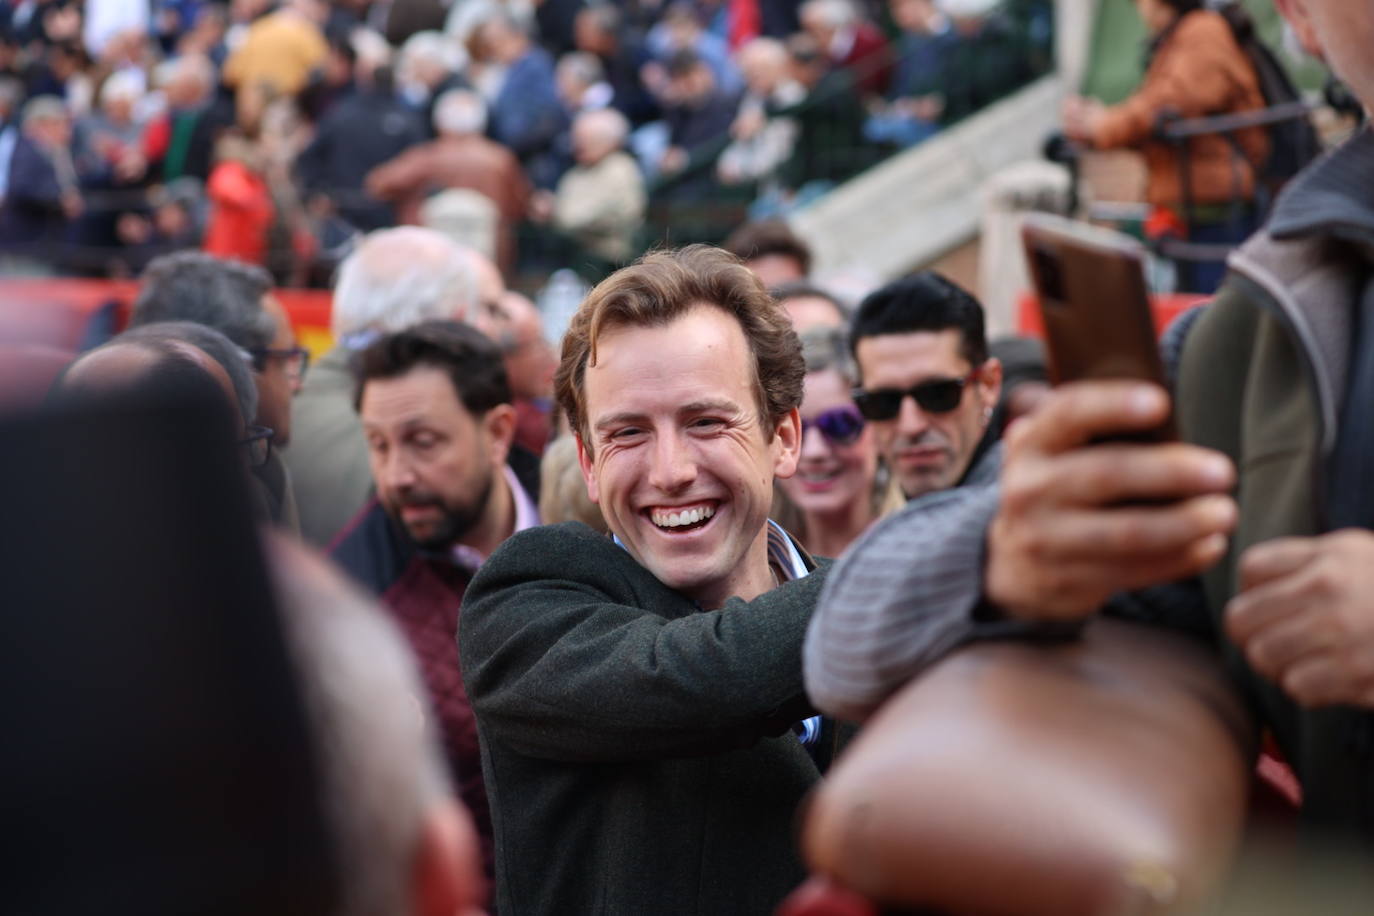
0, 277, 334, 353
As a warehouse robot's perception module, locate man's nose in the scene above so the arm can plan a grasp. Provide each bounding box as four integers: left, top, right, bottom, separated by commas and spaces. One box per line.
896, 393, 931, 438
648, 433, 697, 493
380, 449, 418, 491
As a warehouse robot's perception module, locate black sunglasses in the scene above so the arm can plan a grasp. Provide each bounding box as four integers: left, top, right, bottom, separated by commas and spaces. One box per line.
852, 370, 979, 421
800, 404, 866, 446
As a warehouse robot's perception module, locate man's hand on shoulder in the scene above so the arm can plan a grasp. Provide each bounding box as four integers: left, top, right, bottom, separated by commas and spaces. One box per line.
1227, 530, 1374, 709
985, 381, 1237, 620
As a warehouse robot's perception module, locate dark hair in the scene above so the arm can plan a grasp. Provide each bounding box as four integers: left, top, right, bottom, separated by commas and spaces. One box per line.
666, 48, 704, 79
130, 252, 276, 353
850, 271, 988, 367
723, 220, 813, 276
353, 320, 511, 415
556, 245, 803, 452
1159, 0, 1203, 13
118, 321, 258, 424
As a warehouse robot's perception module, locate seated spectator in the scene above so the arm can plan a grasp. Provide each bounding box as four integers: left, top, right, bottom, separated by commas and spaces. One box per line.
764, 34, 869, 208
933, 0, 1037, 125
717, 37, 805, 187
1061, 0, 1267, 292
72, 70, 151, 266
657, 48, 739, 182
780, 326, 901, 558
723, 218, 813, 287
643, 1, 742, 101
143, 53, 235, 183
475, 12, 566, 188
864, 0, 955, 148
0, 78, 22, 198
799, 0, 891, 98
572, 4, 658, 127
555, 50, 612, 116
533, 107, 645, 265
203, 132, 273, 267
297, 61, 426, 233
0, 95, 80, 272
113, 177, 205, 274
366, 89, 529, 275
395, 30, 469, 138
331, 320, 542, 884
221, 0, 329, 102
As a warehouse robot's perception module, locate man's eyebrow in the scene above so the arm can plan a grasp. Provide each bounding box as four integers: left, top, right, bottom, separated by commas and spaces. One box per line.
593, 411, 650, 432
678, 399, 742, 416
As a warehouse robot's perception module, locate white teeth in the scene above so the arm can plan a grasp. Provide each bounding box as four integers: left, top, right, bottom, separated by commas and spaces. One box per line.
652, 505, 715, 528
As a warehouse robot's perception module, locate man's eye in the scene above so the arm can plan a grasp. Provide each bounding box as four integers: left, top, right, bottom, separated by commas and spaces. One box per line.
610, 427, 643, 440
412, 435, 438, 450
690, 417, 725, 430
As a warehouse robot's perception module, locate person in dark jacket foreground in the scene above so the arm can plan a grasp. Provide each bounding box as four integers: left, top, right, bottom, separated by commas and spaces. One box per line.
460, 245, 841, 915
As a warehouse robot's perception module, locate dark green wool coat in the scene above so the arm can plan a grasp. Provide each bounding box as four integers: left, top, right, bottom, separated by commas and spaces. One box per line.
459, 522, 834, 915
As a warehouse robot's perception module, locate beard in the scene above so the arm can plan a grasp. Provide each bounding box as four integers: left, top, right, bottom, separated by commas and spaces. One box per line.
389, 471, 495, 551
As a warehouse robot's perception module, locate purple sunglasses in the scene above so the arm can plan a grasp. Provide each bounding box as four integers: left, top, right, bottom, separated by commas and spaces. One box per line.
800, 404, 866, 446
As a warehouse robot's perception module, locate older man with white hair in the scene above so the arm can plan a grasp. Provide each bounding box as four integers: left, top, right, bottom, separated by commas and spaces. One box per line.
539, 107, 644, 263
287, 227, 511, 547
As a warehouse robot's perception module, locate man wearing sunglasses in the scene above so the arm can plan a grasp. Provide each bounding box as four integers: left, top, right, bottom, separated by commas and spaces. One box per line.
849, 271, 1002, 502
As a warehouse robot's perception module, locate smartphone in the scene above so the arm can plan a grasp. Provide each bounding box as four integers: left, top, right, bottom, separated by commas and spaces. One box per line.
1021, 213, 1176, 441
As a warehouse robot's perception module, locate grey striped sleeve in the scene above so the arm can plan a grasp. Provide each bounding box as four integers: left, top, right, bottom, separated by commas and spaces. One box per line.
803, 475, 1001, 722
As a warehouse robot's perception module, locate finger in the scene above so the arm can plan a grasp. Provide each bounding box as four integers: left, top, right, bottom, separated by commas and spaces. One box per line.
1006, 381, 1172, 456
1225, 565, 1322, 645
1021, 444, 1236, 509
992, 534, 1230, 620
1013, 497, 1236, 562
1276, 653, 1374, 709
1233, 608, 1339, 682
1237, 537, 1323, 593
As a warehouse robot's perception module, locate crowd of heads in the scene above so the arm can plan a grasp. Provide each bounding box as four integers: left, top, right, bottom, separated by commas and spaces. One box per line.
0, 0, 1050, 281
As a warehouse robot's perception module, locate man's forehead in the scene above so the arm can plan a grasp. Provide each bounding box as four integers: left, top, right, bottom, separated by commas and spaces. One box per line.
856, 328, 970, 377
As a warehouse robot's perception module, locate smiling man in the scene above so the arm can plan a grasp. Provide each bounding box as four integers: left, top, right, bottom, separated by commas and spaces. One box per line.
459, 245, 841, 915
330, 321, 540, 891
849, 271, 1002, 501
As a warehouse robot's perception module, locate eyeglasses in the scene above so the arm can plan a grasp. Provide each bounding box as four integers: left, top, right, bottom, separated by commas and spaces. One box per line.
800, 404, 866, 446
239, 424, 274, 468
852, 370, 979, 421
251, 346, 311, 381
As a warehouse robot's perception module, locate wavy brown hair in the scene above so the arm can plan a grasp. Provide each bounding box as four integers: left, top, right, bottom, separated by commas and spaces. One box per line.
555, 245, 804, 455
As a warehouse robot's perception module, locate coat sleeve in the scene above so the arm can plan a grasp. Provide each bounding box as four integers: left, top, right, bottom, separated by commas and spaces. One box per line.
459, 523, 823, 762
1093, 14, 1251, 150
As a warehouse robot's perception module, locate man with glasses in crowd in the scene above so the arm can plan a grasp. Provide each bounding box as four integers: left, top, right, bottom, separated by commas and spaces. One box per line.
128, 251, 305, 531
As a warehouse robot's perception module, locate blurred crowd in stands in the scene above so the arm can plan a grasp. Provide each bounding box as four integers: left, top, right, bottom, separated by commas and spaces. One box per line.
0, 0, 1051, 285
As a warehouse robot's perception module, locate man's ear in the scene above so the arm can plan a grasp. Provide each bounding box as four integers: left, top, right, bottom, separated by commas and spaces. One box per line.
772, 407, 802, 480
575, 433, 600, 504
1273, 0, 1322, 58
483, 404, 517, 468
411, 799, 487, 916
979, 356, 1003, 415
